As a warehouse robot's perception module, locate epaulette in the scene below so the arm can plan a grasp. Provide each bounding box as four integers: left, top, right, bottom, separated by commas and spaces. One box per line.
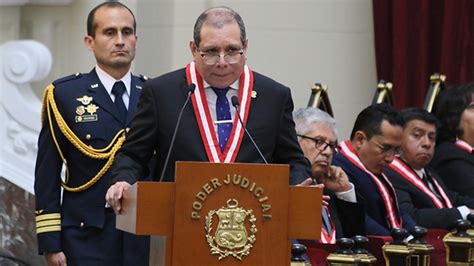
139, 74, 150, 82
52, 72, 82, 86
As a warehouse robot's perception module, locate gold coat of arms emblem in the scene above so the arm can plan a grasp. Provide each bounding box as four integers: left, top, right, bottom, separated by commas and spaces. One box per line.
205, 199, 257, 261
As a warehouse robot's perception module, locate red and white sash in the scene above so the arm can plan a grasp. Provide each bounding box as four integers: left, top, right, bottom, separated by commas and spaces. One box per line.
390, 158, 453, 209
339, 140, 402, 229
455, 139, 473, 154
186, 62, 253, 163
320, 206, 336, 244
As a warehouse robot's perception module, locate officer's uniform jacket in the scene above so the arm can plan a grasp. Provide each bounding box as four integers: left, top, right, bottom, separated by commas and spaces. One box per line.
34, 68, 147, 253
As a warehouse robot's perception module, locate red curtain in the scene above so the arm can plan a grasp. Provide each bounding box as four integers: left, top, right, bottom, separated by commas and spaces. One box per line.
373, 0, 474, 109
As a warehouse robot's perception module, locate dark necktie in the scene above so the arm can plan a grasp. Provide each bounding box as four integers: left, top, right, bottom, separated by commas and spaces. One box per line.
322, 207, 333, 233
213, 87, 232, 152
112, 81, 127, 124
422, 173, 441, 199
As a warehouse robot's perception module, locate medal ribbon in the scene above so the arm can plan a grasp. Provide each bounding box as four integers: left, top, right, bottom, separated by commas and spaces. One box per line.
390, 158, 452, 208
455, 139, 473, 154
339, 140, 402, 229
186, 62, 253, 163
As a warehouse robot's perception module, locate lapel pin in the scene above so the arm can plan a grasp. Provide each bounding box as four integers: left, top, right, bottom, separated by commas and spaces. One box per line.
251, 90, 257, 99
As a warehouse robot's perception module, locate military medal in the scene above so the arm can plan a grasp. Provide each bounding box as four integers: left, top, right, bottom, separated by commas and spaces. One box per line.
75, 99, 99, 123
85, 104, 99, 115
76, 95, 93, 105
76, 106, 85, 116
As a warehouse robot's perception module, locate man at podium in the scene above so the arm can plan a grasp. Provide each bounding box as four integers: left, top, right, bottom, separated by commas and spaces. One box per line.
106, 6, 312, 213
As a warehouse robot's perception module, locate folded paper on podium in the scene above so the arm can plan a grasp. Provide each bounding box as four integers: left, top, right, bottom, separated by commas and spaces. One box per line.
117, 161, 322, 266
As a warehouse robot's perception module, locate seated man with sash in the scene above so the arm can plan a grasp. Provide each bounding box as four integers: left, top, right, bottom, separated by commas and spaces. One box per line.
294, 107, 365, 243
385, 108, 474, 229
333, 104, 416, 236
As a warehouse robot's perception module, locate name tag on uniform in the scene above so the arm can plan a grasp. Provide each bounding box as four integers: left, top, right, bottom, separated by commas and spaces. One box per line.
75, 103, 99, 123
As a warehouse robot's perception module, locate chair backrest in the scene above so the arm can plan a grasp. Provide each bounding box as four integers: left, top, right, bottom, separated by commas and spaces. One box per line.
307, 83, 334, 117
371, 80, 394, 106
423, 73, 446, 112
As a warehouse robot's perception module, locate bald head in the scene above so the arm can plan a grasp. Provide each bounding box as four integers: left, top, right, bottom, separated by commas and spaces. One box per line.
193, 6, 246, 48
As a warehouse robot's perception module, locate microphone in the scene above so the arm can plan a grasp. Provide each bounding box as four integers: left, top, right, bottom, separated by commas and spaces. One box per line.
231, 96, 268, 164
159, 84, 196, 182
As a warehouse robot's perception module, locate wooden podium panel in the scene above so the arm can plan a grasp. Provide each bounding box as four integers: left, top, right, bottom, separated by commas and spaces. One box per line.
117, 162, 322, 266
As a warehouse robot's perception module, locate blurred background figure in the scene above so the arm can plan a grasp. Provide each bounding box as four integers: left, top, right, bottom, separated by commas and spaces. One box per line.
431, 83, 474, 198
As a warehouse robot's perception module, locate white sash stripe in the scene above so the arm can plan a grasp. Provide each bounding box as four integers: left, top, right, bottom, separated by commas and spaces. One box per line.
224, 65, 250, 162
391, 159, 445, 208
431, 177, 453, 208
455, 139, 473, 153
340, 141, 400, 228
189, 62, 220, 162
187, 62, 252, 163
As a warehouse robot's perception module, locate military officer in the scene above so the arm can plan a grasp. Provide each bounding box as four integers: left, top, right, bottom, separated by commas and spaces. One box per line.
34, 2, 150, 266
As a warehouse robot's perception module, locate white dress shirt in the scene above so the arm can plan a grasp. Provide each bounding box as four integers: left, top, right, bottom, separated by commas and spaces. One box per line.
95, 65, 131, 109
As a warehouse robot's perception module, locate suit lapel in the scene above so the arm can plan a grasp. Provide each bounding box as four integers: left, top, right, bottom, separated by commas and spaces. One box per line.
126, 75, 141, 125
86, 69, 124, 124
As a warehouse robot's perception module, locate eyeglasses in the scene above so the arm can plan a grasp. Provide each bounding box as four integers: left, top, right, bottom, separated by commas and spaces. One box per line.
197, 49, 244, 65
369, 138, 403, 157
297, 135, 339, 153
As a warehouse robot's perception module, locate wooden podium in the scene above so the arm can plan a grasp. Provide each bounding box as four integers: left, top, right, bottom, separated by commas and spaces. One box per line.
117, 162, 322, 266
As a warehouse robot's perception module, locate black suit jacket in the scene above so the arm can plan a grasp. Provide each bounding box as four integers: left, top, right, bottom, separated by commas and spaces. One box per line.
333, 151, 416, 236
111, 68, 311, 185
34, 69, 148, 258
431, 142, 474, 198
325, 189, 366, 239
385, 162, 474, 229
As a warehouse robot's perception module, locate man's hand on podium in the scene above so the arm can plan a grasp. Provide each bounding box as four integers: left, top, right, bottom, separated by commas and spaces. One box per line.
105, 181, 131, 214
298, 177, 330, 206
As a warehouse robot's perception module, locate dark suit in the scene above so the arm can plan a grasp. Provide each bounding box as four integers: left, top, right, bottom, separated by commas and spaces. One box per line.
325, 189, 366, 239
34, 69, 149, 265
111, 67, 311, 185
333, 152, 416, 236
431, 142, 474, 198
385, 159, 474, 229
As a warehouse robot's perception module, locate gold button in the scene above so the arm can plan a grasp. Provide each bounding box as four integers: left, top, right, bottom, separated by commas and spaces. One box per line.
126, 127, 130, 133
80, 222, 85, 228
85, 134, 91, 140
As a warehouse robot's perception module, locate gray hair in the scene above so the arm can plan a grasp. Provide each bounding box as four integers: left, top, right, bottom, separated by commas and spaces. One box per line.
193, 6, 246, 48
293, 107, 338, 138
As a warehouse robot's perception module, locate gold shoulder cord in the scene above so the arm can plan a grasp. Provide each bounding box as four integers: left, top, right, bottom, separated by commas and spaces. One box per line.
42, 84, 126, 192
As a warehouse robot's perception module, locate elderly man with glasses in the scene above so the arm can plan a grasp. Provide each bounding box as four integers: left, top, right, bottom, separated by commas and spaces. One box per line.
332, 104, 416, 236
294, 107, 365, 243
106, 6, 313, 212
